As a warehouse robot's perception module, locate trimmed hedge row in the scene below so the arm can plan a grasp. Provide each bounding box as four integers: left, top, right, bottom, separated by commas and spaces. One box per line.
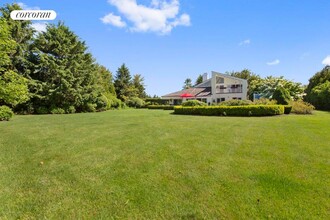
148, 105, 174, 110
174, 105, 285, 116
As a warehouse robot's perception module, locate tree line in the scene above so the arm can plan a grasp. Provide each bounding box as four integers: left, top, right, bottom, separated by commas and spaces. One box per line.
0, 3, 147, 114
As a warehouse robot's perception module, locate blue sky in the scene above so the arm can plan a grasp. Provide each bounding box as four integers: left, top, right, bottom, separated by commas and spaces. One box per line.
3, 0, 330, 96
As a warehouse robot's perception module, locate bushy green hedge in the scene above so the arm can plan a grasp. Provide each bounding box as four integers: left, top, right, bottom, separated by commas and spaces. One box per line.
219, 99, 253, 106
163, 105, 174, 110
174, 105, 284, 116
182, 100, 207, 107
0, 105, 14, 121
148, 105, 174, 110
145, 98, 168, 105
50, 107, 66, 114
126, 97, 145, 108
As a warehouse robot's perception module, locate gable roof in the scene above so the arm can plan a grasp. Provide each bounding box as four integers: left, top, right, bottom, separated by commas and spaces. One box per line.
211, 71, 248, 82
194, 79, 211, 88
162, 87, 211, 98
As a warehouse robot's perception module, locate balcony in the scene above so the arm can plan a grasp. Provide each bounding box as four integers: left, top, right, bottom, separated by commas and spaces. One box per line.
216, 84, 243, 94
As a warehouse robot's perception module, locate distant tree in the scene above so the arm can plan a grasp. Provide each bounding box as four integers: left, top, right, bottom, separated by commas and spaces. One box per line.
183, 78, 192, 89
95, 64, 116, 95
258, 76, 304, 100
305, 66, 330, 106
114, 64, 137, 101
133, 74, 147, 98
272, 87, 291, 105
308, 80, 330, 110
194, 74, 203, 86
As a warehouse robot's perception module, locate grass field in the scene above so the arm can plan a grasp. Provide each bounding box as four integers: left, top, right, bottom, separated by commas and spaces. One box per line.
0, 109, 329, 219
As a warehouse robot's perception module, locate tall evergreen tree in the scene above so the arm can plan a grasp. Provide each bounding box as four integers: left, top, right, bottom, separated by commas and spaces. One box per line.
29, 22, 100, 112
114, 64, 136, 101
194, 74, 203, 86
95, 64, 116, 95
133, 74, 147, 98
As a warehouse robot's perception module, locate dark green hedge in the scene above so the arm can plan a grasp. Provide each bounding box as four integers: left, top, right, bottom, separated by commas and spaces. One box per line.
145, 98, 168, 105
148, 105, 174, 110
174, 105, 284, 116
284, 105, 292, 114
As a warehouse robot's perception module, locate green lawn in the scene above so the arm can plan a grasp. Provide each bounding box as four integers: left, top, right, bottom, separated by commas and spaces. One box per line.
0, 110, 329, 219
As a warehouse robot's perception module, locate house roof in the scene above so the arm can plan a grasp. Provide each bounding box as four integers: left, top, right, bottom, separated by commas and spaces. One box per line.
162, 87, 211, 98
211, 71, 248, 83
194, 79, 211, 88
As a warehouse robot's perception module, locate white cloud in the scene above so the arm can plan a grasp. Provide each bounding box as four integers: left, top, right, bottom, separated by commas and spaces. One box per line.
239, 39, 250, 46
267, 59, 280, 66
322, 55, 330, 65
101, 13, 126, 28
17, 2, 40, 10
102, 0, 191, 34
31, 22, 47, 33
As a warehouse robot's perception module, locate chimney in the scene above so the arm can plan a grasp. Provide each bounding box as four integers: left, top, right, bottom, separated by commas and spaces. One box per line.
203, 73, 208, 82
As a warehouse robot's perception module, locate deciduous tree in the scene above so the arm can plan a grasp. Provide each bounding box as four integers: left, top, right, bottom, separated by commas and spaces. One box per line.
183, 78, 192, 89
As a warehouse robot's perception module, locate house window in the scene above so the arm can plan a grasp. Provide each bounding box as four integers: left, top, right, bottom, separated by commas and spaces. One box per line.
221, 98, 225, 102
216, 76, 224, 84
202, 98, 207, 103
238, 98, 242, 100
217, 98, 220, 103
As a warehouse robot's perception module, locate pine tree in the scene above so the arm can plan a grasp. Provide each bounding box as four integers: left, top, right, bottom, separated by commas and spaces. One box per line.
114, 64, 136, 101
95, 64, 116, 95
133, 74, 147, 98
194, 74, 203, 86
29, 22, 101, 112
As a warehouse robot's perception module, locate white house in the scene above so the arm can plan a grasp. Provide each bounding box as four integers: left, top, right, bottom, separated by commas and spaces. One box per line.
162, 71, 248, 105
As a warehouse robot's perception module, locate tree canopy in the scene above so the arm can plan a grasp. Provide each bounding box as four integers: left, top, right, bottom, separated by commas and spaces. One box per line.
183, 78, 192, 89
0, 18, 29, 107
1, 3, 147, 114
305, 66, 330, 110
194, 74, 203, 86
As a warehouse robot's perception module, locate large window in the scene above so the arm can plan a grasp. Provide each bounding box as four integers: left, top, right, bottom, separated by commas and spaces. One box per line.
216, 76, 224, 84
216, 84, 243, 94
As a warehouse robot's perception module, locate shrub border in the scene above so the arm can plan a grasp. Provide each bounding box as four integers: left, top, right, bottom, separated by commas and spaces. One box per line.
148, 105, 174, 110
174, 105, 285, 116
